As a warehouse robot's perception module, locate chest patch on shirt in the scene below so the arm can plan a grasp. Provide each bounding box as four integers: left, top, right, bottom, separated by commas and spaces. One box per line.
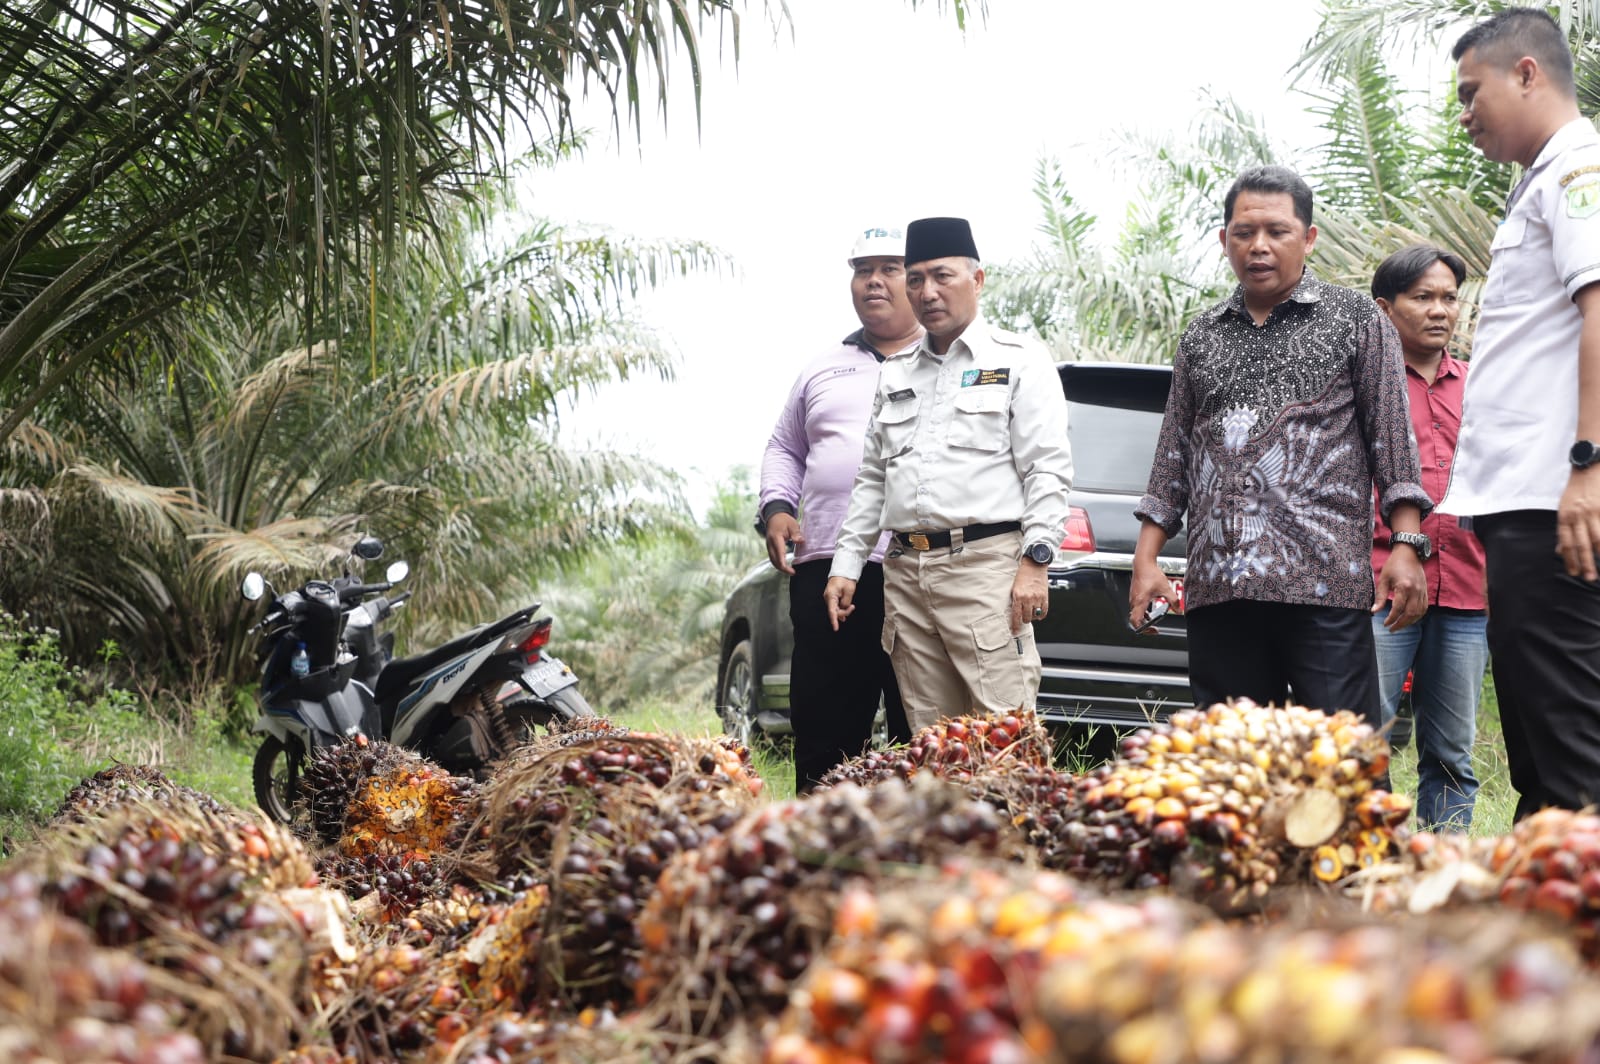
1567, 180, 1600, 219
886, 388, 915, 402
961, 368, 1010, 387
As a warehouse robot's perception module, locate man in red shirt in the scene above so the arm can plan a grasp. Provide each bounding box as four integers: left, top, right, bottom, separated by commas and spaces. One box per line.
1370, 244, 1489, 830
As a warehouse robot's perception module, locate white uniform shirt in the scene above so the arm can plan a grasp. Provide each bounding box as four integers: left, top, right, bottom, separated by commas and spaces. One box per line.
829, 314, 1074, 581
1441, 117, 1600, 515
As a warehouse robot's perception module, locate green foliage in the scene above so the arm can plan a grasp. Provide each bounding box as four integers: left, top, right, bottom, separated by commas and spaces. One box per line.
0, 611, 140, 820
547, 471, 764, 712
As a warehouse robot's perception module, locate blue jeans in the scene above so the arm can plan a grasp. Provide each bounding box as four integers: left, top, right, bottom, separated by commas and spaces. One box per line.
1372, 605, 1487, 830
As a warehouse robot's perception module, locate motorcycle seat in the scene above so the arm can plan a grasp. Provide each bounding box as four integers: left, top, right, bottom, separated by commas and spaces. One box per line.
375, 606, 537, 706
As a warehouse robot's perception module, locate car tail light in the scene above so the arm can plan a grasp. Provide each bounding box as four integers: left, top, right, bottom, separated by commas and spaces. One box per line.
517, 620, 553, 661
1059, 507, 1095, 555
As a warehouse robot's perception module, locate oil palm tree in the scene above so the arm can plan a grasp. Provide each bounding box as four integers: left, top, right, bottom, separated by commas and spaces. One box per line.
0, 182, 719, 690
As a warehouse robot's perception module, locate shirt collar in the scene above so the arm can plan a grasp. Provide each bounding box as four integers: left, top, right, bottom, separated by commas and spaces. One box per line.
843, 327, 922, 362
912, 313, 987, 362
1435, 349, 1467, 380
1528, 116, 1600, 175
1209, 268, 1325, 322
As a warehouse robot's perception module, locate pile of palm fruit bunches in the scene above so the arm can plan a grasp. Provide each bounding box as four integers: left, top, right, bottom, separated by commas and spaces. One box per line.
10, 702, 1600, 1062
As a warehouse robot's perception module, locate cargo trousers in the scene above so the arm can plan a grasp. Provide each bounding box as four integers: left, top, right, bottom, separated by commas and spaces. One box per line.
880, 530, 1041, 733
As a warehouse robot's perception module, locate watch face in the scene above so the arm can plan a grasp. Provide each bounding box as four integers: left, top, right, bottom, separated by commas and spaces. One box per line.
1028, 543, 1053, 564
1575, 441, 1600, 467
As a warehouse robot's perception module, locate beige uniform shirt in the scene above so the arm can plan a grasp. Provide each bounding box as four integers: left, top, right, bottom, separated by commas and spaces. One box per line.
830, 315, 1074, 581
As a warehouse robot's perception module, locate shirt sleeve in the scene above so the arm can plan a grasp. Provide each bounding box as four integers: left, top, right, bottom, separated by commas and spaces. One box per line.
830, 384, 890, 582
1135, 334, 1196, 536
1551, 169, 1600, 300
1357, 312, 1432, 521
1009, 343, 1074, 550
759, 368, 809, 514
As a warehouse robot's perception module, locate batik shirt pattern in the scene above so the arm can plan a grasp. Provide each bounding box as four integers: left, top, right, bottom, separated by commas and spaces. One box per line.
1136, 271, 1430, 612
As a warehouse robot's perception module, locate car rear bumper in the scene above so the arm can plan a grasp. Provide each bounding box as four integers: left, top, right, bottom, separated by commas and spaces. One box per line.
1036, 662, 1193, 729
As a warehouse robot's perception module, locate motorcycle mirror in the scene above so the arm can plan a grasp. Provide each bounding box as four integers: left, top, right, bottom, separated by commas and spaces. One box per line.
385, 560, 410, 584
241, 572, 266, 601
353, 536, 384, 561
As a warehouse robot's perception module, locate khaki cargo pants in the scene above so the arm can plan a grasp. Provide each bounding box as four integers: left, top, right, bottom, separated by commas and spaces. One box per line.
880, 530, 1042, 733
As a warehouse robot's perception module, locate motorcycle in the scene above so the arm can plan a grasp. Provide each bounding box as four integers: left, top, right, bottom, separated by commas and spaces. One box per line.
242, 536, 594, 822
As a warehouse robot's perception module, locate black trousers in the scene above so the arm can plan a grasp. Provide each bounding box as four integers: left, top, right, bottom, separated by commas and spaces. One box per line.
1476, 510, 1600, 821
789, 559, 908, 793
1185, 599, 1382, 725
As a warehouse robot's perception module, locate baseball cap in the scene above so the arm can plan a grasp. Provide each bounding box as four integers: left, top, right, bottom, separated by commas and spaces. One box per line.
847, 226, 905, 266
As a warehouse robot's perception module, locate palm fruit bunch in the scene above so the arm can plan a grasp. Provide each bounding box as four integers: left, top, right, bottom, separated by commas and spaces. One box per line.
1377, 809, 1600, 963
298, 739, 480, 861
961, 761, 1085, 868
765, 864, 1197, 1064
50, 763, 227, 825
453, 882, 549, 1009
634, 776, 1029, 1034
497, 716, 630, 772
1034, 911, 1600, 1063
322, 941, 477, 1060
1054, 700, 1407, 910
0, 895, 207, 1064
317, 851, 454, 924
299, 738, 405, 844
816, 711, 1050, 790
4, 794, 317, 947
441, 1008, 690, 1064
0, 796, 343, 1060
537, 786, 749, 1011
465, 732, 763, 884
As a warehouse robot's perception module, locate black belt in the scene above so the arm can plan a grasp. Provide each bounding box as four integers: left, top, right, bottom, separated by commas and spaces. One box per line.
893, 521, 1021, 551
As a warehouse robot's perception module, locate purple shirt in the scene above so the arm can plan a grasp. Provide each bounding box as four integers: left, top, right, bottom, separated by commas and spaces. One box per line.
761, 331, 904, 566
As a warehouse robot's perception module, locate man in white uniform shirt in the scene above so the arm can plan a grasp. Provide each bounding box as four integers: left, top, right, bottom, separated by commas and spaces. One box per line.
1440, 8, 1600, 819
824, 217, 1074, 730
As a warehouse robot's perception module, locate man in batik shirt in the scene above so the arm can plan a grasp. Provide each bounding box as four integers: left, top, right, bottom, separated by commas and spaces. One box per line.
1130, 165, 1432, 724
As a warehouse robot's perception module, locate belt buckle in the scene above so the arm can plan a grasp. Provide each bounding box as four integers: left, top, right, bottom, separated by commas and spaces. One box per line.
908, 532, 931, 551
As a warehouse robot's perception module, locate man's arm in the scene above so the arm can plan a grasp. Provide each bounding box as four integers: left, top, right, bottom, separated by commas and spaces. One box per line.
1356, 312, 1431, 630
1557, 283, 1600, 580
825, 386, 892, 629
1006, 342, 1074, 632
758, 371, 810, 574
1129, 339, 1195, 626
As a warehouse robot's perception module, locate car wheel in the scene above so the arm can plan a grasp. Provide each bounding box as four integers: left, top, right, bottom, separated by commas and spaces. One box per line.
718, 639, 759, 746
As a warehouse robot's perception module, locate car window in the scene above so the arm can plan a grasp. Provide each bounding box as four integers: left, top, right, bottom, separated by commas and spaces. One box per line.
1060, 369, 1170, 494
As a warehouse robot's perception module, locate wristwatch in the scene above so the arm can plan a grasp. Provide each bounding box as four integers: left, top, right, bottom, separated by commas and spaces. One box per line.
1024, 542, 1055, 566
1390, 531, 1433, 560
1571, 440, 1600, 469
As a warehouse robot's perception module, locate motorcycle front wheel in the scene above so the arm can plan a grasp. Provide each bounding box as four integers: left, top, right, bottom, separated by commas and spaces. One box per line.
253, 736, 304, 824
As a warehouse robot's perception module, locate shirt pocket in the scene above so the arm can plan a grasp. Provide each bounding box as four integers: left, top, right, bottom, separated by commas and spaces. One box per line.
1485, 216, 1538, 307
947, 387, 1009, 452
873, 397, 920, 460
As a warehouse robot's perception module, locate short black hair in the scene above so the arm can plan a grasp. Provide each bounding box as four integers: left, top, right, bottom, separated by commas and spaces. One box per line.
1371, 244, 1469, 302
1223, 165, 1313, 229
1452, 7, 1575, 96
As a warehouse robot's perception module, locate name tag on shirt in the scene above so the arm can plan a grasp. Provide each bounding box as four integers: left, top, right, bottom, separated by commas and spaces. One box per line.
961, 368, 1010, 387
886, 388, 916, 401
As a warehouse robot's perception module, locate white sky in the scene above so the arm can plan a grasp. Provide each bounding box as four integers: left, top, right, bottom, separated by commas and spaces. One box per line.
527, 0, 1456, 517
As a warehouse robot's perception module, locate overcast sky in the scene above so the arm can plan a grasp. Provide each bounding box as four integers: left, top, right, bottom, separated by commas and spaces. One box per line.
527, 0, 1456, 517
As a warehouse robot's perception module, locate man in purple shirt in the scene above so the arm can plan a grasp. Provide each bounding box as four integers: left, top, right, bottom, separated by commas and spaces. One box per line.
758, 226, 922, 791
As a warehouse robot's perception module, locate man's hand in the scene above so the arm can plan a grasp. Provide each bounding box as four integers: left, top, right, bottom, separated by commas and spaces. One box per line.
1010, 561, 1049, 633
764, 513, 803, 574
1558, 466, 1600, 581
823, 576, 857, 631
1128, 556, 1175, 629
1374, 547, 1428, 629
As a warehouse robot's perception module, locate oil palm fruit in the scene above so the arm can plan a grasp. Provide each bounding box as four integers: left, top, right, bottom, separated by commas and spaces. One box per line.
634, 776, 1028, 1033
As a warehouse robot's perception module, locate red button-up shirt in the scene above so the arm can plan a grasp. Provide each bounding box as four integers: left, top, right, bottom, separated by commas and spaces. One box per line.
1372, 351, 1487, 610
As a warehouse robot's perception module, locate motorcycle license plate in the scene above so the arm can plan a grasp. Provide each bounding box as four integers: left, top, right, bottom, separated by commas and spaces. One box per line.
520, 656, 577, 699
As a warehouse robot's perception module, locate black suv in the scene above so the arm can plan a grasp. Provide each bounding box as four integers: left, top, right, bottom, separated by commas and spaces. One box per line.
715, 362, 1190, 743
